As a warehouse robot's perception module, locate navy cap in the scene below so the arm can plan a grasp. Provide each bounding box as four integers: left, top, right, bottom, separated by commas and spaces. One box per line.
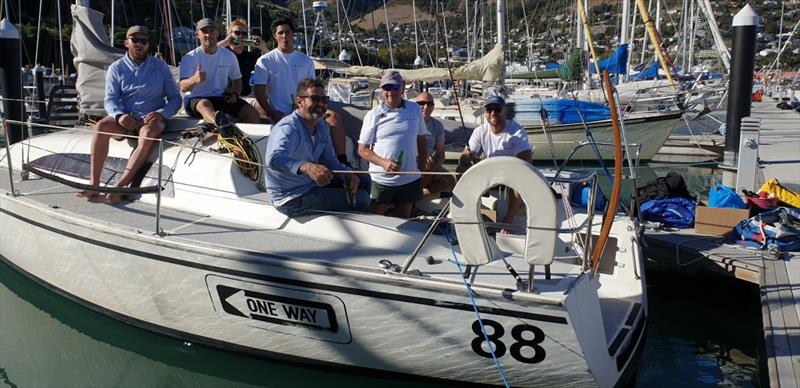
483, 96, 506, 107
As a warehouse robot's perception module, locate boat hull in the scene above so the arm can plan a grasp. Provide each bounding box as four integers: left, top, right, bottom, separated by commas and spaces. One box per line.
526, 112, 682, 161
0, 195, 628, 387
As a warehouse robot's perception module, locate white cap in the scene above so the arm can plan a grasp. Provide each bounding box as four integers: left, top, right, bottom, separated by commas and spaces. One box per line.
732, 4, 759, 27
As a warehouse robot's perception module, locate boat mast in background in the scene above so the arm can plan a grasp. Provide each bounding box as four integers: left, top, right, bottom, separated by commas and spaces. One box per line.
496, 0, 506, 86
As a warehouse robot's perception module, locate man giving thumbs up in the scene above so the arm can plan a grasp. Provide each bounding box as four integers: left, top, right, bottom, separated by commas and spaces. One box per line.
179, 18, 260, 125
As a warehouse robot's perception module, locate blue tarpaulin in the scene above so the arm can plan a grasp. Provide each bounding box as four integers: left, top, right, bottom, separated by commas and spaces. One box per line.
589, 44, 628, 74
545, 63, 561, 70
511, 98, 611, 125
630, 60, 660, 80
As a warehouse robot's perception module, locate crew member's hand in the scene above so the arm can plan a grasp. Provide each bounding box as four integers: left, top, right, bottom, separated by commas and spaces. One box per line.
221, 33, 237, 47
193, 64, 206, 84
301, 162, 333, 186
143, 112, 164, 125
382, 159, 400, 173
224, 92, 238, 104
118, 114, 140, 130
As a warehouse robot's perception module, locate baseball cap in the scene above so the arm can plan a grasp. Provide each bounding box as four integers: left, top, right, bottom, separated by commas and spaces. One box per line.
483, 96, 506, 108
196, 18, 217, 31
380, 70, 403, 88
126, 25, 149, 37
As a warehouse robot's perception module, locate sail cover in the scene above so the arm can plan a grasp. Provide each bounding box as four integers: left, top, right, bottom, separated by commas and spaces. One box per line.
630, 60, 659, 80
343, 43, 505, 82
589, 44, 628, 74
70, 5, 125, 117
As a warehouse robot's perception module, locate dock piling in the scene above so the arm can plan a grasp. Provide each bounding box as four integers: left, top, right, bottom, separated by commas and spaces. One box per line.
723, 4, 759, 168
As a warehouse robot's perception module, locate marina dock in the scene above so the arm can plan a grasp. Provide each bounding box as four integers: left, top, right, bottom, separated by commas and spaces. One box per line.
644, 101, 800, 387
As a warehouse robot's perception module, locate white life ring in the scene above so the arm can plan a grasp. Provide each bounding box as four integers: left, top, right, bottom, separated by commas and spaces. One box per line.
450, 156, 557, 266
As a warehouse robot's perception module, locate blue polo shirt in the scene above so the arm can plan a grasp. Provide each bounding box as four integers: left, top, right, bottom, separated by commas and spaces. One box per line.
265, 111, 348, 206
104, 54, 181, 119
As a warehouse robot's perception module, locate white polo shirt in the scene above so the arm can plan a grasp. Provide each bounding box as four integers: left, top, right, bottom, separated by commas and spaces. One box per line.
467, 119, 532, 158
359, 100, 430, 186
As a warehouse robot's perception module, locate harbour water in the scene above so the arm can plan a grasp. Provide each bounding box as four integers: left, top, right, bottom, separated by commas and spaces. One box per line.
0, 225, 768, 388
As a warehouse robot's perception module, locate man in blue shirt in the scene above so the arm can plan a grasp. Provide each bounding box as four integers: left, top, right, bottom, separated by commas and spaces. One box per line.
265, 78, 370, 216
79, 25, 180, 204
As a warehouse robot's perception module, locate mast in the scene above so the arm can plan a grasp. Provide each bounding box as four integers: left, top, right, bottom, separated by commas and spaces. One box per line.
680, 0, 688, 72
465, 0, 469, 62
620, 0, 629, 48
383, 0, 394, 68
687, 0, 695, 72
497, 0, 506, 85
111, 0, 115, 45
301, 0, 309, 52
696, 0, 730, 72
57, 0, 65, 82
577, 0, 602, 87
634, 0, 676, 90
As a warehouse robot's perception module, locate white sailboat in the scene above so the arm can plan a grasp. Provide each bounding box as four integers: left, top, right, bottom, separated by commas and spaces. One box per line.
0, 4, 649, 387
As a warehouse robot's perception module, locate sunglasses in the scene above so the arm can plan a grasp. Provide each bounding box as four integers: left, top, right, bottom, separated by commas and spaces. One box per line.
381, 84, 401, 91
298, 95, 330, 104
416, 101, 434, 107
485, 105, 503, 114
232, 30, 247, 36
129, 37, 150, 45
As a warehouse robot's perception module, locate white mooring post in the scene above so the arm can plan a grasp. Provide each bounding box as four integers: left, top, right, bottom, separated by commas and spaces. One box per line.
736, 117, 761, 194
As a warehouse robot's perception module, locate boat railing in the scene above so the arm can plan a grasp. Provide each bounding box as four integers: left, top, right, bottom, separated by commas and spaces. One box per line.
6, 116, 608, 289
0, 116, 256, 237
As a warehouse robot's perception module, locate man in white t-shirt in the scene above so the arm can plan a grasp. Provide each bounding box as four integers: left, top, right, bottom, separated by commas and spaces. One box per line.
358, 70, 429, 218
252, 18, 315, 123
459, 96, 533, 233
252, 18, 350, 164
179, 18, 260, 126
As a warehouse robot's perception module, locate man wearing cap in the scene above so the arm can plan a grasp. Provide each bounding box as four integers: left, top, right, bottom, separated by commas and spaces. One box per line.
265, 78, 370, 216
179, 18, 260, 126
79, 25, 181, 204
458, 96, 532, 233
358, 70, 429, 218
416, 91, 456, 197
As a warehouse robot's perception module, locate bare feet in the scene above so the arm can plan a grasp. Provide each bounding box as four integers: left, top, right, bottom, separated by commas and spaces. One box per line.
104, 193, 124, 205
77, 190, 101, 199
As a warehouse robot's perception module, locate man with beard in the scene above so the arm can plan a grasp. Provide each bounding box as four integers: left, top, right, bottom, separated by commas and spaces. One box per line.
264, 78, 370, 217
358, 70, 429, 218
458, 96, 532, 233
79, 25, 180, 204
179, 18, 260, 126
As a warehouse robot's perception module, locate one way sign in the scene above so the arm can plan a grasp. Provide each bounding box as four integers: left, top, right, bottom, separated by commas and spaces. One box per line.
207, 276, 351, 344
217, 285, 338, 332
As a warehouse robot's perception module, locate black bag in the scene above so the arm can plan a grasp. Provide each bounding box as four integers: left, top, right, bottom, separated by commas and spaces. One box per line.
636, 172, 694, 203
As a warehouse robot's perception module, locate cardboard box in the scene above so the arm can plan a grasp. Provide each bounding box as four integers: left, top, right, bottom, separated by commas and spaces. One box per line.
694, 203, 751, 236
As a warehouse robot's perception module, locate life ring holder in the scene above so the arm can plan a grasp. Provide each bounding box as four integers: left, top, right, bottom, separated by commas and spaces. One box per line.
450, 156, 557, 266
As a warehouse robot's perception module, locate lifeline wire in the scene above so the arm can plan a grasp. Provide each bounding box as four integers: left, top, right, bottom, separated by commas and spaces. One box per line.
443, 229, 510, 388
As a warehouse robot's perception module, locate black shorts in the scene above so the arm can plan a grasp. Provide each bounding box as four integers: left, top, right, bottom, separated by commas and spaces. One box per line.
186, 96, 249, 118
371, 178, 423, 205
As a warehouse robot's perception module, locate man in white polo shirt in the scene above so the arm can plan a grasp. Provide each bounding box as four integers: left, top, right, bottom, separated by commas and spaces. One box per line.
358, 70, 429, 218
459, 96, 533, 233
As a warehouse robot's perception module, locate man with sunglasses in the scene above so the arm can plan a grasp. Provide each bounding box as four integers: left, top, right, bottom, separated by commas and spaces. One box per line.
416, 91, 456, 197
458, 96, 532, 233
265, 78, 370, 217
79, 25, 180, 204
358, 70, 429, 218
179, 18, 260, 126
218, 18, 267, 97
